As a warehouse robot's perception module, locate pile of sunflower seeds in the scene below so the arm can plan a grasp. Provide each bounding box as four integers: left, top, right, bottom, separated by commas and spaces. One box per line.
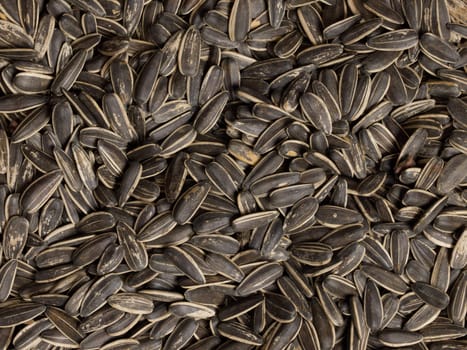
0, 0, 466, 349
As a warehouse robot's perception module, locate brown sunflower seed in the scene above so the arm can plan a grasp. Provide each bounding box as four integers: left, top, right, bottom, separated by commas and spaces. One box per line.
236, 262, 283, 296
0, 302, 46, 327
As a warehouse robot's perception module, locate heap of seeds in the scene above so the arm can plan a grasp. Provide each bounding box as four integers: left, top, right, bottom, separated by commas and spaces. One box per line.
0, 0, 466, 349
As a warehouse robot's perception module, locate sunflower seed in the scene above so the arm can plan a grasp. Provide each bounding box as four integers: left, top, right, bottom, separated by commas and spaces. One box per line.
80, 275, 123, 317
179, 26, 201, 77
50, 49, 87, 95
0, 259, 17, 302
412, 281, 450, 309
193, 92, 229, 135
361, 263, 409, 295
3, 216, 29, 259
169, 302, 215, 319
367, 29, 418, 51
0, 302, 46, 327
117, 221, 147, 271
236, 263, 283, 296
45, 306, 84, 343
218, 321, 263, 346
165, 246, 205, 284
378, 329, 423, 347
134, 51, 163, 105
163, 318, 198, 350
107, 293, 154, 314
420, 32, 461, 64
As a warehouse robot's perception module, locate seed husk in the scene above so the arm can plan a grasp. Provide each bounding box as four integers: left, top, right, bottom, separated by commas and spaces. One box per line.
378, 329, 423, 347
236, 263, 284, 296
117, 221, 148, 272
163, 318, 198, 350
367, 29, 419, 51
361, 263, 409, 295
218, 321, 263, 346
0, 259, 17, 302
364, 279, 384, 332
0, 303, 46, 327
45, 306, 84, 343
20, 170, 63, 213
107, 293, 154, 315
412, 281, 450, 309
165, 246, 206, 284
3, 216, 29, 259
172, 181, 211, 225
80, 275, 123, 317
